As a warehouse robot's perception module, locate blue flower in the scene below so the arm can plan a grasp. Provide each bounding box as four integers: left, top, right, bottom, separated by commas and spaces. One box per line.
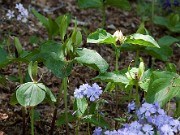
173, 0, 179, 6
74, 83, 102, 101
142, 124, 154, 135
128, 101, 136, 112
84, 83, 102, 101
160, 124, 174, 135
92, 127, 102, 135
138, 103, 156, 117
74, 83, 90, 99
163, 0, 171, 9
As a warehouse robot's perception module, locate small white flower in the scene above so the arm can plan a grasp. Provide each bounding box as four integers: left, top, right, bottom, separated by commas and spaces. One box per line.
113, 30, 125, 43
17, 14, 22, 20
6, 10, 15, 19
15, 3, 24, 11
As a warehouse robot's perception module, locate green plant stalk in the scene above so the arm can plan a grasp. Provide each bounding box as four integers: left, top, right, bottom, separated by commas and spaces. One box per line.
63, 77, 69, 134
135, 50, 140, 67
75, 118, 80, 135
148, 0, 155, 68
30, 107, 35, 135
129, 88, 133, 102
115, 47, 120, 128
49, 82, 64, 135
101, 4, 106, 28
175, 100, 180, 117
18, 62, 26, 135
135, 82, 140, 106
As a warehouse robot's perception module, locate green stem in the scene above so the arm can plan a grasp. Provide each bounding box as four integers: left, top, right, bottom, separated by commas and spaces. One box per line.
30, 107, 35, 135
135, 50, 140, 67
115, 47, 120, 128
75, 118, 80, 135
129, 89, 133, 103
101, 4, 106, 28
18, 62, 26, 135
175, 99, 180, 117
63, 77, 69, 134
49, 82, 64, 135
135, 83, 140, 106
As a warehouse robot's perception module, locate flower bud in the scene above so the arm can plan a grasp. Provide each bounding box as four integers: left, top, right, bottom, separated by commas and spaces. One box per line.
113, 30, 125, 44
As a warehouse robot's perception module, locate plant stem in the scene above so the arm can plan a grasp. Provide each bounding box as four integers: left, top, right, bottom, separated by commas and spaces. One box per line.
75, 118, 80, 135
135, 83, 140, 106
135, 50, 140, 67
148, 0, 155, 68
115, 47, 120, 128
30, 107, 35, 135
63, 77, 69, 134
175, 99, 180, 117
18, 62, 26, 135
101, 3, 106, 28
49, 82, 64, 135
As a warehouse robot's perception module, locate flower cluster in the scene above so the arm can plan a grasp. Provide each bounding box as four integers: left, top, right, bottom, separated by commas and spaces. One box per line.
74, 83, 102, 101
162, 0, 179, 10
93, 102, 180, 135
6, 3, 28, 22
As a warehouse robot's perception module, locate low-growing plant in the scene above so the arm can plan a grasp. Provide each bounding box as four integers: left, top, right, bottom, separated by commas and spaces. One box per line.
1, 1, 180, 135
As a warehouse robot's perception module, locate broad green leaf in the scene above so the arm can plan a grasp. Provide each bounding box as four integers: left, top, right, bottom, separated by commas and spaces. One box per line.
16, 82, 46, 107
78, 0, 103, 9
74, 98, 88, 117
83, 115, 109, 128
146, 71, 180, 107
124, 33, 160, 48
87, 29, 116, 45
105, 0, 131, 10
153, 15, 180, 33
93, 71, 129, 84
145, 36, 179, 61
75, 48, 108, 73
44, 53, 73, 78
14, 37, 23, 55
56, 112, 75, 126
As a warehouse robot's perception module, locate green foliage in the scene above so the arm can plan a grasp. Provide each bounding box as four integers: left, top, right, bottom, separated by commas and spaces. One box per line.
146, 71, 180, 107
153, 14, 180, 33
75, 48, 109, 73
145, 36, 179, 61
105, 0, 130, 10
56, 113, 75, 126
16, 82, 56, 107
87, 29, 116, 45
0, 48, 9, 68
124, 33, 160, 48
78, 0, 131, 10
73, 98, 88, 118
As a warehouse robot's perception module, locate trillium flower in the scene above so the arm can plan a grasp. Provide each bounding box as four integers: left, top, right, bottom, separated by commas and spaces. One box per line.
113, 30, 125, 44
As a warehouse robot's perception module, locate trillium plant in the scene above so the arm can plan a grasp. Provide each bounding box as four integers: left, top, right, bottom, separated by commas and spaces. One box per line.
0, 1, 180, 135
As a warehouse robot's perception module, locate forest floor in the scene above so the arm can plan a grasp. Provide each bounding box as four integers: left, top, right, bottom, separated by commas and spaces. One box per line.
0, 0, 180, 135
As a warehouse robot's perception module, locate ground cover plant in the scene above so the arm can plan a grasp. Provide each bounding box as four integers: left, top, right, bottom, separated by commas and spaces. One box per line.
0, 0, 180, 135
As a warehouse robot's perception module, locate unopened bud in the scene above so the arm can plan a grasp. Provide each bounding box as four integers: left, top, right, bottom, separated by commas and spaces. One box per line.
113, 30, 125, 44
